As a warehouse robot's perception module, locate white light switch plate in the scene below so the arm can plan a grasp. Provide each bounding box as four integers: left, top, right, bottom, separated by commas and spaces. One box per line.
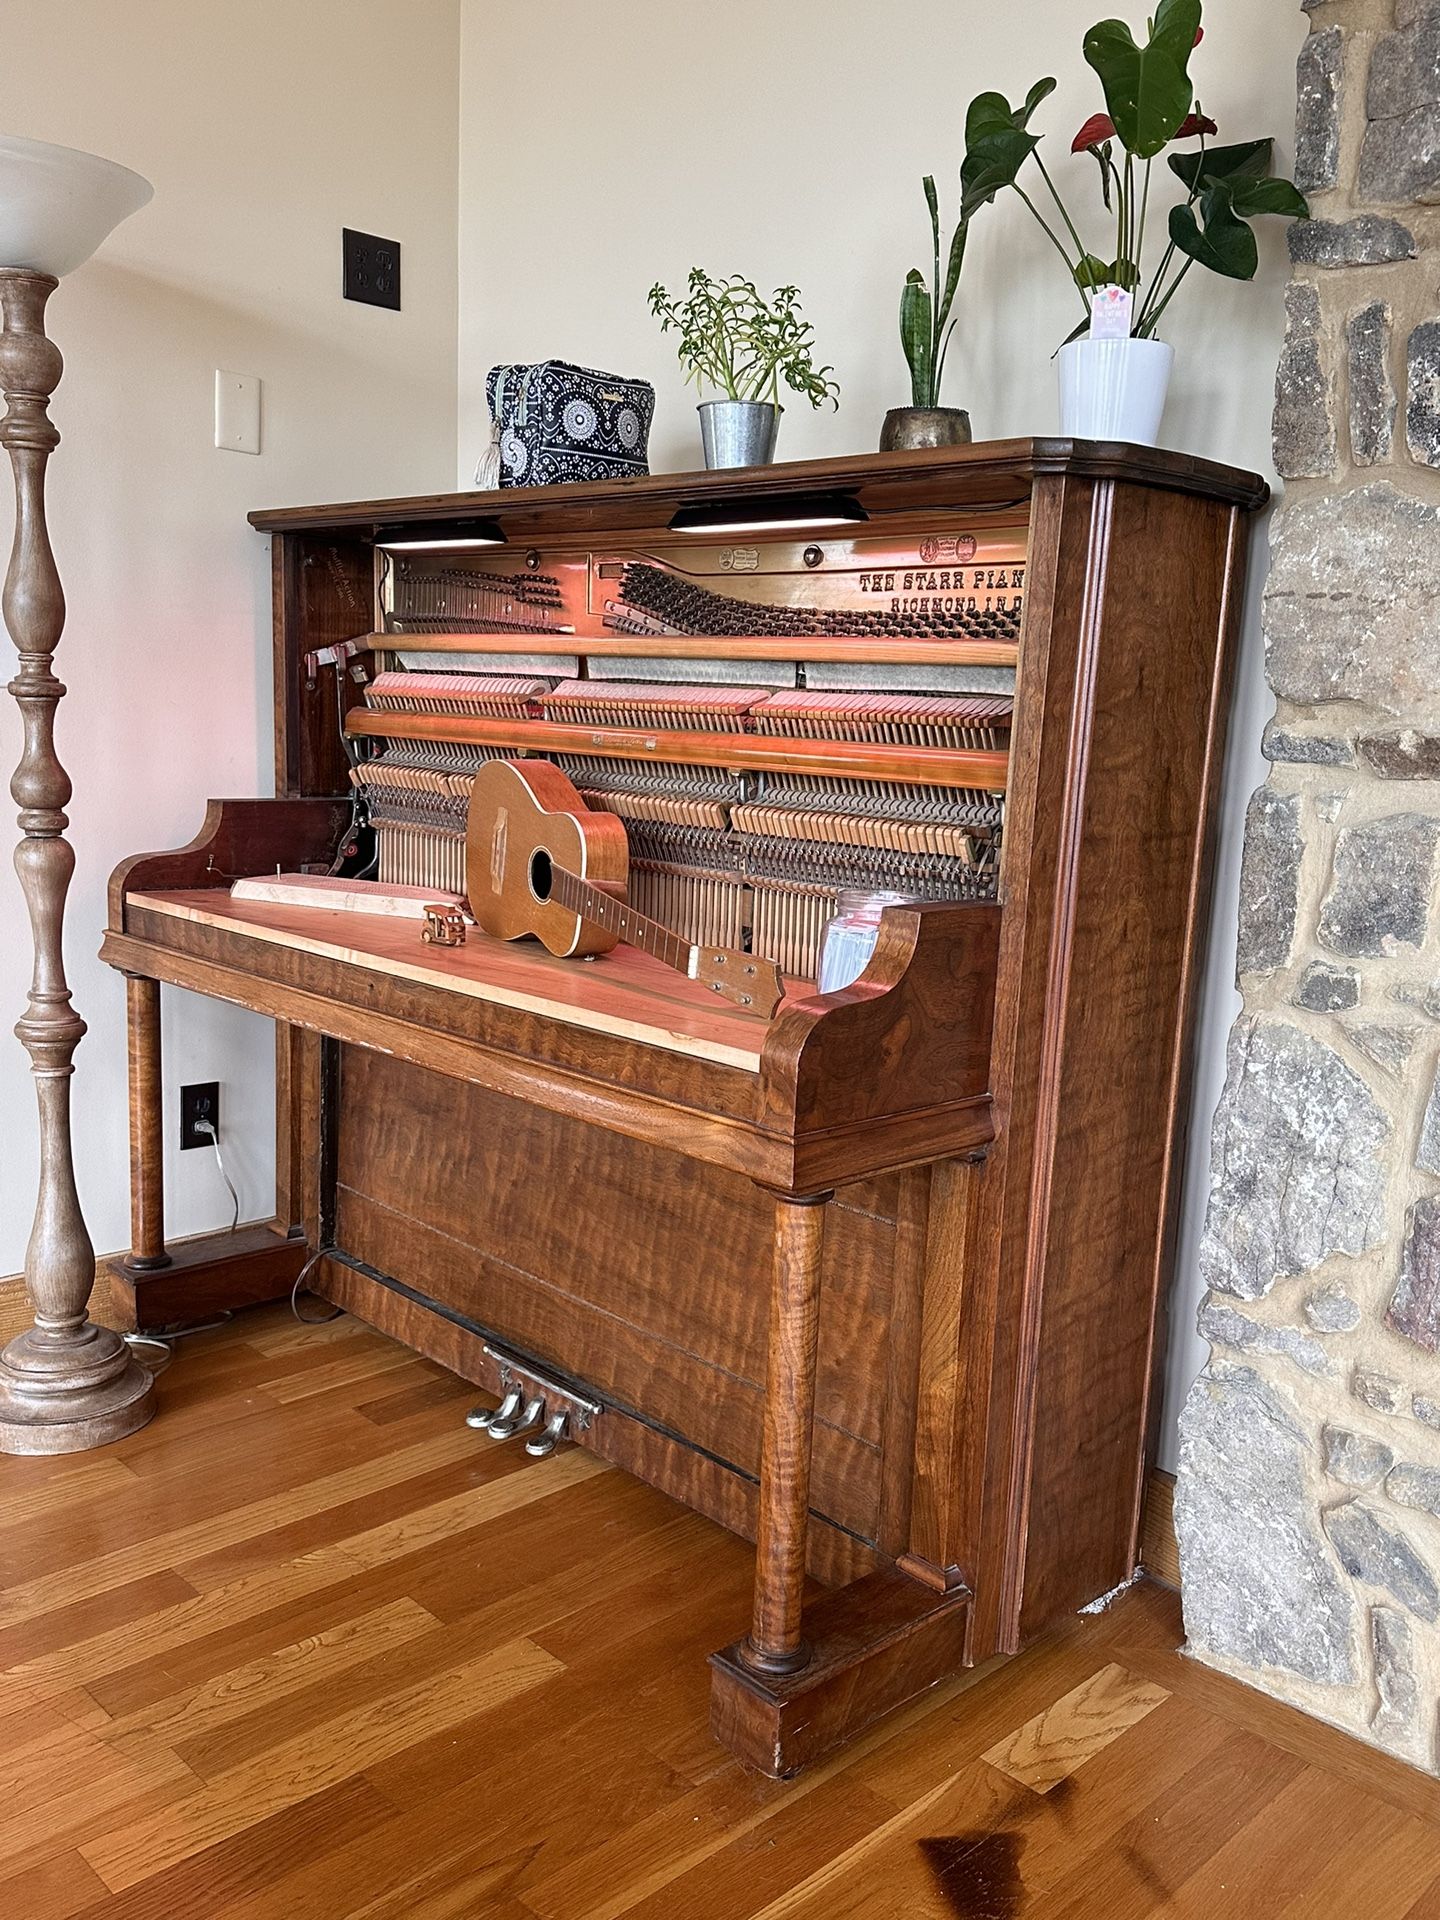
215, 370, 261, 454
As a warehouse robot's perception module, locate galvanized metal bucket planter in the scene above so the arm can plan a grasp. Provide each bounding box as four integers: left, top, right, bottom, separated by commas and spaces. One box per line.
698, 400, 782, 469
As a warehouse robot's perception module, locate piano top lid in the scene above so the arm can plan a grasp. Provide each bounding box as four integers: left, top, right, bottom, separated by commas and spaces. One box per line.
247, 438, 1269, 538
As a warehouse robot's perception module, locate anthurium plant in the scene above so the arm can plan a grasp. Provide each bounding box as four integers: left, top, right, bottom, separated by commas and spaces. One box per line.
961, 0, 1308, 340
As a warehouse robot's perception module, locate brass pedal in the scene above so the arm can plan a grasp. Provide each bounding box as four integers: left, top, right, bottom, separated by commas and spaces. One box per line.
475, 1345, 602, 1457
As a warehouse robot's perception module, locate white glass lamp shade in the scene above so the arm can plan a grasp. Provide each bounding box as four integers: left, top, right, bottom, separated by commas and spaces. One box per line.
0, 134, 151, 278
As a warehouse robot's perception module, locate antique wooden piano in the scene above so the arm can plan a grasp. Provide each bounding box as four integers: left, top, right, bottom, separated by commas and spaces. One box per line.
100, 441, 1265, 1775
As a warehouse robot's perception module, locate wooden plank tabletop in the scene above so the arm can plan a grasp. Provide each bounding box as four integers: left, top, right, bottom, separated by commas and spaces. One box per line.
128, 890, 802, 1070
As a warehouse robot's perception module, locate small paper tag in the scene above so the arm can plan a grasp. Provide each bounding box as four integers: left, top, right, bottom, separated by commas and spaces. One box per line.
1090, 284, 1134, 341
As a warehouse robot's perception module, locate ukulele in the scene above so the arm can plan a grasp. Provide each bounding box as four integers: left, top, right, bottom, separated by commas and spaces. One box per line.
464, 758, 785, 1018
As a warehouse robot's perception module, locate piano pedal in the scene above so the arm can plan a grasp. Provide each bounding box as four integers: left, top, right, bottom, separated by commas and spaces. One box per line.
466, 1385, 522, 1433
488, 1394, 545, 1442
525, 1408, 570, 1458
469, 1345, 602, 1457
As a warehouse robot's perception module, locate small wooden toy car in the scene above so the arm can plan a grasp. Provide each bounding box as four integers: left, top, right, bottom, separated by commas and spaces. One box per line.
421, 904, 467, 947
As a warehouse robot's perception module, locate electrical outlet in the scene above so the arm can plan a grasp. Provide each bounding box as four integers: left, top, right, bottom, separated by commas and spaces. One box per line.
180, 1081, 220, 1151
342, 228, 401, 310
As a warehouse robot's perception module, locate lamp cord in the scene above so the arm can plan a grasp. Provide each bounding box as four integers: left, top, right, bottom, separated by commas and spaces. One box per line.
291, 1247, 345, 1325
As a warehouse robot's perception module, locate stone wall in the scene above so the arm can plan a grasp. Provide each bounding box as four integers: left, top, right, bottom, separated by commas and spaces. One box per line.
1177, 0, 1440, 1773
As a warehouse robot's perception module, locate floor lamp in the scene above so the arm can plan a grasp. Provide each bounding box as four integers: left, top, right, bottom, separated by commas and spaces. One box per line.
0, 135, 155, 1454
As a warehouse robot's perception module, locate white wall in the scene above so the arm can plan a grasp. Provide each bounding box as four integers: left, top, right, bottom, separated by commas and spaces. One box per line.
0, 0, 460, 1274
457, 0, 1308, 1464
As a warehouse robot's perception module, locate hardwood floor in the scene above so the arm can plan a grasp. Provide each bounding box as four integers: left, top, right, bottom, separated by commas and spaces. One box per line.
2, 1296, 1440, 1917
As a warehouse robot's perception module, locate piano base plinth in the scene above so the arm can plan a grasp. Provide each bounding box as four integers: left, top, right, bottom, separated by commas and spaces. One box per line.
709, 1566, 972, 1779
106, 1221, 309, 1333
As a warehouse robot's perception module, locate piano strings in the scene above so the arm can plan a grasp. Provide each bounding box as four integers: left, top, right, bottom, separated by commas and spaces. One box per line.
354, 675, 1012, 980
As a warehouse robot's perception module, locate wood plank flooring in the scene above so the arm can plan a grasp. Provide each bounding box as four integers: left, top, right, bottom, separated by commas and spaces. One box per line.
2, 1296, 1440, 1917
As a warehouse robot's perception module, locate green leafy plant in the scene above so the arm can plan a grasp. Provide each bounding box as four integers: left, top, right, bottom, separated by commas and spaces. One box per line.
963, 0, 1308, 340
647, 270, 839, 409
899, 177, 971, 409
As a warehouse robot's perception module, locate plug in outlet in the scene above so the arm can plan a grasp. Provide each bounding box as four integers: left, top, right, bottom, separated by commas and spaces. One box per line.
180, 1081, 220, 1151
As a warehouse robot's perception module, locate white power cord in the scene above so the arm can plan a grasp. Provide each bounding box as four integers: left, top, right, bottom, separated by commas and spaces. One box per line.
193, 1113, 239, 1233
121, 1112, 241, 1360
125, 1111, 343, 1345
291, 1247, 345, 1325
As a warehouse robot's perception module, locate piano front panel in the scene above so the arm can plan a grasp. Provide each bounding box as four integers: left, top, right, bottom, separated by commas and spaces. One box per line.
350, 516, 1024, 980
334, 1044, 898, 1546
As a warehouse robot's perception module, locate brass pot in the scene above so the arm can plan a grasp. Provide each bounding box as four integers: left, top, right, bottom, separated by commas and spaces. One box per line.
879, 406, 973, 452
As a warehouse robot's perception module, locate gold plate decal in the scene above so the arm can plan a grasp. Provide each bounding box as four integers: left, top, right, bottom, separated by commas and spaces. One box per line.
489, 806, 508, 893
919, 534, 978, 564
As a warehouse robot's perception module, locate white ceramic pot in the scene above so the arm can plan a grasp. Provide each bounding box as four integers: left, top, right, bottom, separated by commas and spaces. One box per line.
1057, 336, 1174, 446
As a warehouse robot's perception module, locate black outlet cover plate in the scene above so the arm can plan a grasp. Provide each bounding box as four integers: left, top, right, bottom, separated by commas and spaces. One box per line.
180, 1081, 220, 1151
342, 228, 401, 310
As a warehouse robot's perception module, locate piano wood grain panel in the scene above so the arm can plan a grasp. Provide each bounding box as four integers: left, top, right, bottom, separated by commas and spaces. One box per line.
333, 1046, 895, 1540
1013, 483, 1247, 1639
965, 476, 1250, 1654
308, 1257, 875, 1589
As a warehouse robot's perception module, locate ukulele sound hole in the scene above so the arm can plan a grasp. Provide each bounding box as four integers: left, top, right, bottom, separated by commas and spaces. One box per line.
528, 848, 553, 903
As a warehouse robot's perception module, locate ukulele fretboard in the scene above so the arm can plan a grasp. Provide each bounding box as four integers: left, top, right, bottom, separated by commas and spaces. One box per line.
549, 865, 693, 975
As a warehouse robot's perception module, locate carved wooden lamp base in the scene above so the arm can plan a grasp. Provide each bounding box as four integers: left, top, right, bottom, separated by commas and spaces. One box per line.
0, 149, 156, 1458
0, 1321, 154, 1454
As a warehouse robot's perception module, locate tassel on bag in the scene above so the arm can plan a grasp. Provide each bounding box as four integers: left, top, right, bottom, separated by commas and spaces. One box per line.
475, 414, 502, 490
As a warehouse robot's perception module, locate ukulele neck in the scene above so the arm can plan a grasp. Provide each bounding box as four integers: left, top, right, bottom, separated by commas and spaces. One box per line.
549, 864, 695, 976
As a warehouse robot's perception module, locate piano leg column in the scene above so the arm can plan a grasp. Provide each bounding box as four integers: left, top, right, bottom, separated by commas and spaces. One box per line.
740, 1190, 831, 1676
121, 974, 169, 1274
711, 1179, 974, 1778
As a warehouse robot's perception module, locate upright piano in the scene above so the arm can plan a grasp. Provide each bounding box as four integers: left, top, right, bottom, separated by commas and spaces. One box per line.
100, 441, 1266, 1775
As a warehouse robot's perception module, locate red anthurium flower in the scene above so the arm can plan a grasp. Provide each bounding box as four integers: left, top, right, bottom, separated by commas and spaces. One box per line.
1175, 111, 1218, 138
1072, 113, 1116, 152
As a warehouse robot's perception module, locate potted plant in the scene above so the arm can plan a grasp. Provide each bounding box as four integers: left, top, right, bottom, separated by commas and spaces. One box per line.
647, 270, 840, 468
962, 0, 1307, 444
884, 176, 975, 452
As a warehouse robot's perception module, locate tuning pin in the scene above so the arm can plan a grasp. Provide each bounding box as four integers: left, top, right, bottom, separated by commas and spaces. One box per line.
467, 1385, 522, 1433
525, 1408, 570, 1459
